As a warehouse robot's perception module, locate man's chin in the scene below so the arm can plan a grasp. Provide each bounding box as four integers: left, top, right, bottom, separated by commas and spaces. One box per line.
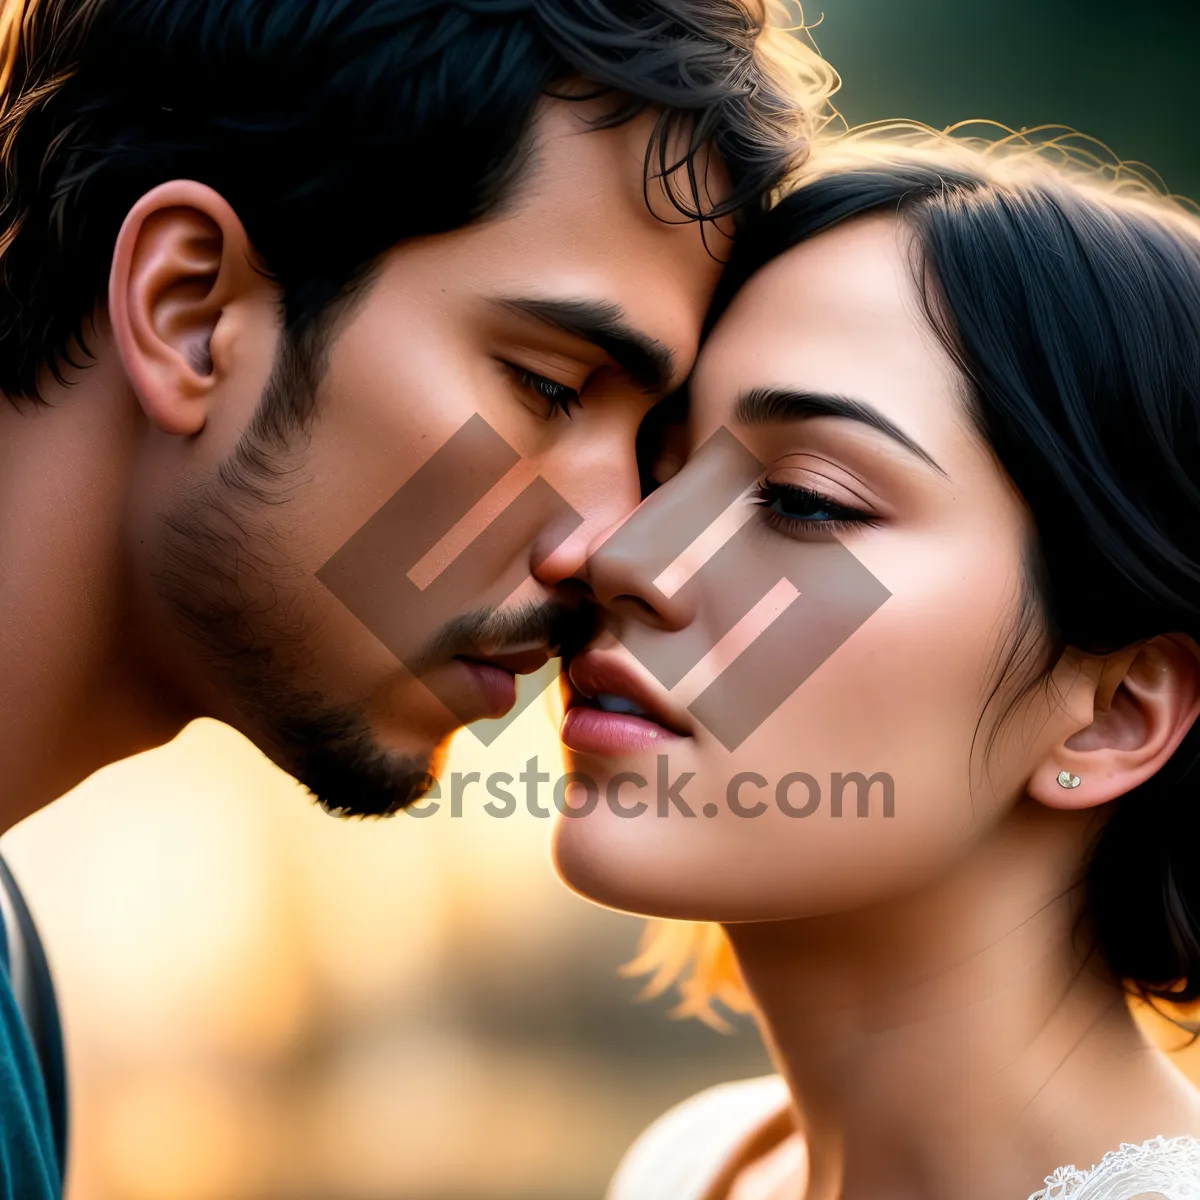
309, 759, 438, 819
262, 702, 442, 819
300, 743, 439, 820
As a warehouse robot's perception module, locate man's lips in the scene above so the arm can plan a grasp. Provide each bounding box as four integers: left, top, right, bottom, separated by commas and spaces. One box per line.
457, 645, 552, 677
566, 650, 693, 740
445, 647, 552, 720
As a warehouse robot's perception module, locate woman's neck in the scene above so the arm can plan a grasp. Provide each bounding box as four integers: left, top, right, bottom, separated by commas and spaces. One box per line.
723, 800, 1200, 1200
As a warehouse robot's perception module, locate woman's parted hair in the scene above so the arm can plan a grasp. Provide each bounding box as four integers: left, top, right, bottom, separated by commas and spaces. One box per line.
0, 0, 837, 404
632, 124, 1200, 1029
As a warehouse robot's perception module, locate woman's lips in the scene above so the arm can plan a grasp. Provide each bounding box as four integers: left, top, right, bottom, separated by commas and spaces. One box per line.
562, 649, 692, 754
561, 705, 683, 754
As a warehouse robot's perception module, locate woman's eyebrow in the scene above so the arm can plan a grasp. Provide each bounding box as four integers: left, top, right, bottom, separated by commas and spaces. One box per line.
733, 387, 947, 477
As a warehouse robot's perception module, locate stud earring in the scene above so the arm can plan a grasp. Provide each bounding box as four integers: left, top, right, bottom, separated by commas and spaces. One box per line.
1056, 770, 1082, 789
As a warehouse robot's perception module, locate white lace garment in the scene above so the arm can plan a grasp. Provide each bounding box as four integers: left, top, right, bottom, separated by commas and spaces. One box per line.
1026, 1135, 1200, 1199
608, 1076, 1200, 1200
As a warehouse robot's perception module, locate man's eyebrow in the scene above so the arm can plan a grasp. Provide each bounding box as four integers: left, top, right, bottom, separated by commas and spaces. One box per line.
733, 387, 948, 477
498, 297, 675, 393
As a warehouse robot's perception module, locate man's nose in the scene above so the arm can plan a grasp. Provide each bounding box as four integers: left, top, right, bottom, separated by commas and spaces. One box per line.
523, 414, 642, 581
529, 470, 642, 593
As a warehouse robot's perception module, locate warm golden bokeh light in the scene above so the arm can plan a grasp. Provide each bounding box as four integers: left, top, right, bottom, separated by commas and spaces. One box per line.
0, 680, 768, 1199
2, 677, 1197, 1198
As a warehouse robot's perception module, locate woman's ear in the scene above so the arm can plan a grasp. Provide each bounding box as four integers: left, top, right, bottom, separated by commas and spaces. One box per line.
1028, 634, 1200, 811
107, 180, 267, 436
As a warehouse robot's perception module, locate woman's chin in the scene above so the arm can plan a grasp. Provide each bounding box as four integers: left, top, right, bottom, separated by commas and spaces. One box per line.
550, 812, 750, 922
551, 813, 694, 919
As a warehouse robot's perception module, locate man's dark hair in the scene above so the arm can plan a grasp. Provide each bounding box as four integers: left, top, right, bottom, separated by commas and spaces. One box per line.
0, 0, 832, 404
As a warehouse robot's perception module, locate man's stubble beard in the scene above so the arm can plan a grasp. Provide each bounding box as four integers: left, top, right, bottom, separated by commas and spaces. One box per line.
151, 329, 441, 819
150, 327, 597, 818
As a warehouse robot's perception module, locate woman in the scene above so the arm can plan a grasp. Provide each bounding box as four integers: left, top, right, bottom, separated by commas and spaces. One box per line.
552, 127, 1200, 1200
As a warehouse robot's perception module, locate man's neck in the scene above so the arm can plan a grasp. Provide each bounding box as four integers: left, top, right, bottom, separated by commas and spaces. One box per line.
0, 358, 189, 830
724, 800, 1200, 1200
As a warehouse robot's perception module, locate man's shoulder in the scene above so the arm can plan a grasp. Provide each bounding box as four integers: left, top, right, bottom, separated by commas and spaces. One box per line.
0, 853, 66, 1195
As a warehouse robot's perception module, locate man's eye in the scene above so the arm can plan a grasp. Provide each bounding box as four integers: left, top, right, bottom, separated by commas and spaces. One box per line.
506, 364, 583, 418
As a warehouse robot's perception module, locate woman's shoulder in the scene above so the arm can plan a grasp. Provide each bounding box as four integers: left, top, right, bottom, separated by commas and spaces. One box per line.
1027, 1134, 1200, 1200
606, 1074, 792, 1200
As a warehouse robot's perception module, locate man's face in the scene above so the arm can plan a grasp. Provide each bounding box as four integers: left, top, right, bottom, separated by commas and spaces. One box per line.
127, 96, 731, 817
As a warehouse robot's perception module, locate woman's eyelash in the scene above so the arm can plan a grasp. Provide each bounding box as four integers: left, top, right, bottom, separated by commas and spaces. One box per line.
751, 481, 878, 537
506, 364, 583, 418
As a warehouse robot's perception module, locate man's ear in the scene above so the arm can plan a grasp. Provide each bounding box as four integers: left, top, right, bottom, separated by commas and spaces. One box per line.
1028, 633, 1200, 811
108, 180, 267, 436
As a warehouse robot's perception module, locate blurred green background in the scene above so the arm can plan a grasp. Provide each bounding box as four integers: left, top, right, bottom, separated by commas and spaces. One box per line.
812, 0, 1199, 200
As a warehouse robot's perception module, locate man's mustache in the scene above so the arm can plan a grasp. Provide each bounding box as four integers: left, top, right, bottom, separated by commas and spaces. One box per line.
408, 596, 600, 675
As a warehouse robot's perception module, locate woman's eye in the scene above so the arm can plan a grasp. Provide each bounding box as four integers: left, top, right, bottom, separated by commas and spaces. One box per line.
507, 365, 583, 418
752, 481, 878, 538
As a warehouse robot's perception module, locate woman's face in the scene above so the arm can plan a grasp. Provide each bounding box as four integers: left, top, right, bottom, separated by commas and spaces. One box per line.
553, 214, 1060, 922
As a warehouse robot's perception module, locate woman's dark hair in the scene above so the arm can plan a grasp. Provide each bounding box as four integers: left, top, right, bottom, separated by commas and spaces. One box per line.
718, 128, 1200, 1008
0, 0, 834, 404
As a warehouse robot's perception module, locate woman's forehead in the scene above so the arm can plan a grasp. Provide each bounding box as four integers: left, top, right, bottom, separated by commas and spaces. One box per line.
694, 221, 964, 433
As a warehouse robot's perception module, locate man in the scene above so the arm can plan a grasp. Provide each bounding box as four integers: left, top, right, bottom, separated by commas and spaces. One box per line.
0, 0, 830, 1191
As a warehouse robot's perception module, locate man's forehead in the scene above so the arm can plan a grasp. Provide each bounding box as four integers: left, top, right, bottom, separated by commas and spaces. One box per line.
502, 93, 735, 233
440, 97, 732, 384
